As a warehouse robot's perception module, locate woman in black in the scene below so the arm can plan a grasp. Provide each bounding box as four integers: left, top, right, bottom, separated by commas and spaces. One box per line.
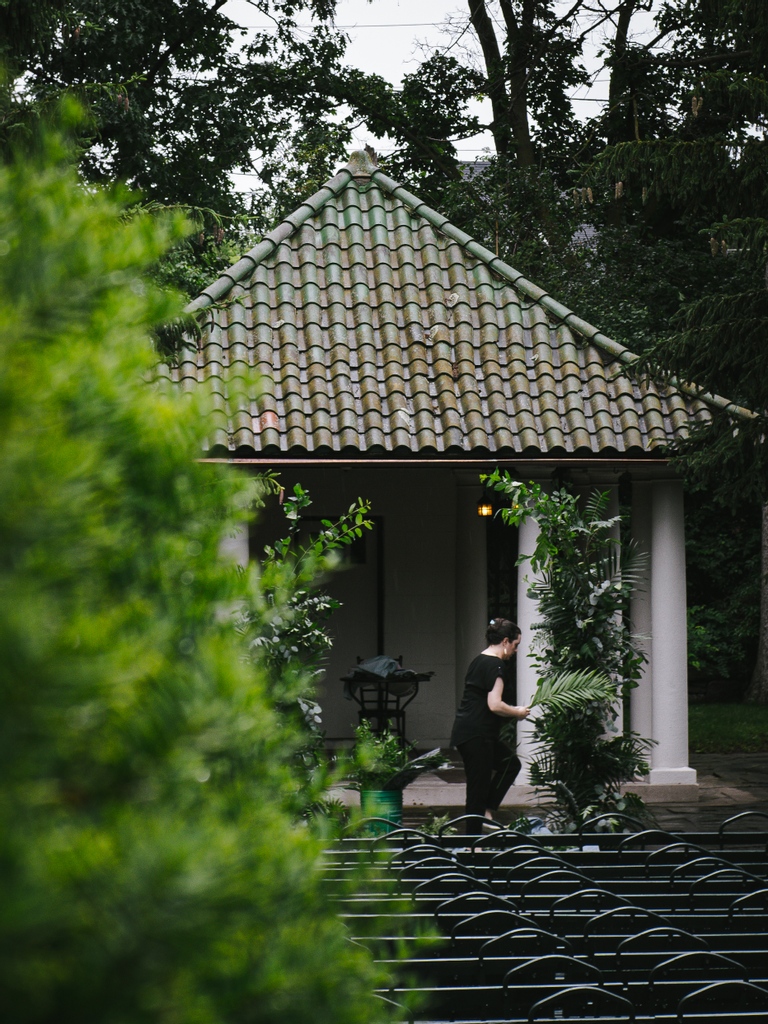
450, 618, 530, 831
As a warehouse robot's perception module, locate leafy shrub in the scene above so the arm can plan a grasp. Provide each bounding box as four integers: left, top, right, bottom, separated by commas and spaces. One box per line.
484, 473, 654, 831
685, 490, 760, 688
0, 127, 390, 1024
236, 482, 374, 800
346, 721, 451, 792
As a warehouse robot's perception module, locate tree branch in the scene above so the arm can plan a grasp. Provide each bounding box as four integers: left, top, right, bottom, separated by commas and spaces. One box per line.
145, 0, 231, 87
467, 0, 512, 155
634, 49, 754, 68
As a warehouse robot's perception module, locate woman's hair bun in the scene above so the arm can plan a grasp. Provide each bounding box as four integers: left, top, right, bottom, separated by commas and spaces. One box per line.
486, 617, 520, 645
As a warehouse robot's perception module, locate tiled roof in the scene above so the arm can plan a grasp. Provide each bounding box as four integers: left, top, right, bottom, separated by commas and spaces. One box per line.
169, 150, 747, 460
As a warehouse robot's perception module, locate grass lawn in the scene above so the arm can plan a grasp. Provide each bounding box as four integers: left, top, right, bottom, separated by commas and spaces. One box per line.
689, 703, 768, 753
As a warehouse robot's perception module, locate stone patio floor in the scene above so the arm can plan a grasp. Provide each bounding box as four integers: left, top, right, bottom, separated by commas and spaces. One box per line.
399, 752, 768, 833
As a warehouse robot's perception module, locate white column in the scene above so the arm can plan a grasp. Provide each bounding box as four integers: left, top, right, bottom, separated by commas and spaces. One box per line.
630, 481, 654, 754
603, 485, 626, 732
515, 514, 540, 783
649, 479, 696, 784
455, 483, 488, 706
219, 524, 249, 567
604, 483, 620, 530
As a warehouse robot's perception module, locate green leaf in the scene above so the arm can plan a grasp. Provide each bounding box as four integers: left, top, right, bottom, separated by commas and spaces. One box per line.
529, 669, 617, 711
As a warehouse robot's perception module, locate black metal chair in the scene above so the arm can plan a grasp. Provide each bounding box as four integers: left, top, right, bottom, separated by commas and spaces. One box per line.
504, 954, 604, 987
435, 890, 518, 923
676, 980, 768, 1020
527, 985, 636, 1022
451, 908, 534, 942
479, 925, 574, 962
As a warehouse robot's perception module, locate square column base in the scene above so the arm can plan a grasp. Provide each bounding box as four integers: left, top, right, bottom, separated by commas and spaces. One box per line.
648, 766, 697, 786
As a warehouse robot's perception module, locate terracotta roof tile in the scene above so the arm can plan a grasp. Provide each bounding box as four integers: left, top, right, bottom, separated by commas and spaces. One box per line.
177, 150, 752, 459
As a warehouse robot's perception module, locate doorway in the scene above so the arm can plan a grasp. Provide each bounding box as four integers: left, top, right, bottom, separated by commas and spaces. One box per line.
486, 513, 518, 622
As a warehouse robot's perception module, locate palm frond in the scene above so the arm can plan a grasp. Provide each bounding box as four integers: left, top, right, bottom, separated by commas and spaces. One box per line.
582, 489, 614, 526
529, 669, 616, 711
383, 749, 452, 791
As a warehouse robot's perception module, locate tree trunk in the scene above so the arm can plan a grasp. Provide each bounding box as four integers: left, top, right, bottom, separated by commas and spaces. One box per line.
605, 0, 639, 226
745, 502, 768, 703
508, 67, 537, 167
468, 0, 513, 158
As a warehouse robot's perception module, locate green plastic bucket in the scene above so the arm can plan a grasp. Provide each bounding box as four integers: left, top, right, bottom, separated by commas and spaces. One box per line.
360, 789, 403, 835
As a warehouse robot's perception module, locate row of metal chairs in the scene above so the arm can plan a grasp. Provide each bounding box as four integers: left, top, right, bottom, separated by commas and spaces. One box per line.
326, 811, 768, 1022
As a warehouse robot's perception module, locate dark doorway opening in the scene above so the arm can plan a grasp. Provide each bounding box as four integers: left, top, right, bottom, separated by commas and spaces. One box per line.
486, 515, 519, 699
486, 514, 518, 623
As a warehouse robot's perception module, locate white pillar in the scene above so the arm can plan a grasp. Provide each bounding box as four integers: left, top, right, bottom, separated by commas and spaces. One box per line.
455, 483, 488, 706
649, 479, 696, 784
219, 524, 249, 567
515, 514, 540, 783
603, 484, 626, 732
630, 481, 654, 753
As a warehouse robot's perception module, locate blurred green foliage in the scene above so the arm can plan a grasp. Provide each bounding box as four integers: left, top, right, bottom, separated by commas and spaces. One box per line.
685, 491, 761, 688
0, 127, 391, 1024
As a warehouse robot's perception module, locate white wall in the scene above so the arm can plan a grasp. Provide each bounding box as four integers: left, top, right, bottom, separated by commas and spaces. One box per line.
248, 465, 460, 746
244, 463, 696, 787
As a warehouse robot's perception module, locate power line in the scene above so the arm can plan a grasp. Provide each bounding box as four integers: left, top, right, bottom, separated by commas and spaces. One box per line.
239, 22, 449, 29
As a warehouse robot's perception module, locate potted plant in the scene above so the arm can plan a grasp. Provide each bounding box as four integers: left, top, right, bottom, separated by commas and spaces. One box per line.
345, 720, 452, 832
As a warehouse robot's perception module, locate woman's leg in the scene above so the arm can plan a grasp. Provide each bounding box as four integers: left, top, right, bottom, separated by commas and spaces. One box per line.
457, 736, 494, 831
485, 739, 521, 814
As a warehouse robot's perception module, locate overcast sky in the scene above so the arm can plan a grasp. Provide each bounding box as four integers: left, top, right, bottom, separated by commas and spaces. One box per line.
220, 0, 654, 187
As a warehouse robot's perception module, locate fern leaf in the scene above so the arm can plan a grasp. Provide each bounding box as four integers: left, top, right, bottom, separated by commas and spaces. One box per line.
530, 670, 616, 711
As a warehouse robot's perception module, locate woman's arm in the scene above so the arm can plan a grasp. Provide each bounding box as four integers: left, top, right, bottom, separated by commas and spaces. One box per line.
487, 677, 530, 719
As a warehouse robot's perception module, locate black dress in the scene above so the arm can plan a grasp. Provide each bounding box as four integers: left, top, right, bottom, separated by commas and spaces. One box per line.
450, 654, 521, 827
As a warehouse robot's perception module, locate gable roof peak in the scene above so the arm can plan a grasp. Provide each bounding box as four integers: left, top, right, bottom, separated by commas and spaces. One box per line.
182, 151, 752, 437
346, 148, 377, 178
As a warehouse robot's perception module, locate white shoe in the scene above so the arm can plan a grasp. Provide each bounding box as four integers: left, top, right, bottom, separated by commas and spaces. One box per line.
482, 820, 502, 833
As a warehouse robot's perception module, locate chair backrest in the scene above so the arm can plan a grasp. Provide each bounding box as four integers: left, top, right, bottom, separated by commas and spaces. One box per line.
616, 926, 707, 969
485, 844, 547, 879
436, 814, 496, 837
677, 980, 768, 1018
397, 855, 462, 878
390, 843, 449, 864
584, 905, 672, 941
517, 868, 592, 906
578, 813, 648, 835
372, 827, 432, 848
728, 887, 768, 918
644, 841, 709, 877
527, 985, 636, 1022
435, 890, 517, 921
414, 872, 484, 896
504, 953, 603, 988
479, 925, 573, 961
549, 887, 629, 924
649, 951, 747, 986
508, 852, 573, 875
669, 854, 739, 883
717, 810, 768, 840
473, 829, 542, 850
687, 866, 762, 905
617, 828, 681, 852
451, 908, 534, 940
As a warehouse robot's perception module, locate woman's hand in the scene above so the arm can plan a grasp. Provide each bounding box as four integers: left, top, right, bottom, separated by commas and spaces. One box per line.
487, 680, 532, 719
